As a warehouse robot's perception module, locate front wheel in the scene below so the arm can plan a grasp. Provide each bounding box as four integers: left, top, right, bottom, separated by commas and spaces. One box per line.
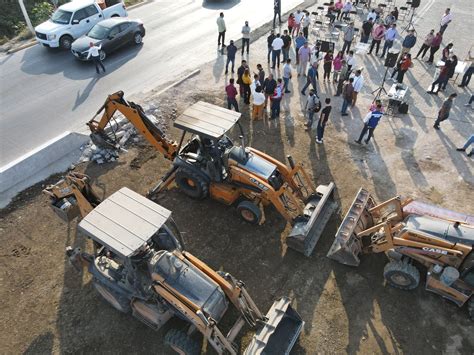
134, 32, 143, 45
99, 50, 106, 61
237, 200, 262, 224
59, 35, 73, 50
93, 280, 131, 313
164, 329, 201, 355
383, 260, 420, 290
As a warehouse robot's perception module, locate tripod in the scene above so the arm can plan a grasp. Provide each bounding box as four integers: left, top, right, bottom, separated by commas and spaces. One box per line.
371, 66, 390, 102
401, 7, 417, 35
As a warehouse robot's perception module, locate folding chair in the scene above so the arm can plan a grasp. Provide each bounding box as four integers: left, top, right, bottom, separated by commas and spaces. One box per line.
398, 6, 408, 20
317, 6, 325, 20
312, 20, 323, 38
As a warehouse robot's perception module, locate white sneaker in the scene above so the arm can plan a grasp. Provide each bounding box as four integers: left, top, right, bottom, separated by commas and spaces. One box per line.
315, 139, 323, 144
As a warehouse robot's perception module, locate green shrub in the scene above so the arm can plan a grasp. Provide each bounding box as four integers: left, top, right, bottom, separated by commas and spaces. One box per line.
31, 2, 54, 26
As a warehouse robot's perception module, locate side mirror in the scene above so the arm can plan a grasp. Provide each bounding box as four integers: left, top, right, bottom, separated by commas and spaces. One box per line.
72, 19, 79, 25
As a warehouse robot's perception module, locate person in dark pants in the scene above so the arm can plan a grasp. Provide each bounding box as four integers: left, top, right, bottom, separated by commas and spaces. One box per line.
443, 55, 458, 90
236, 60, 248, 95
270, 79, 284, 119
266, 30, 276, 63
216, 12, 226, 47
361, 19, 373, 43
271, 33, 284, 68
427, 32, 442, 64
439, 8, 452, 35
262, 73, 277, 110
241, 21, 251, 55
433, 93, 457, 129
316, 98, 332, 143
335, 60, 348, 96
225, 78, 239, 112
355, 104, 384, 144
242, 68, 252, 104
368, 22, 386, 55
415, 29, 434, 60
459, 64, 474, 88
341, 77, 353, 116
301, 62, 318, 95
225, 40, 237, 74
456, 134, 474, 157
428, 61, 451, 94
273, 0, 281, 27
86, 42, 105, 74
391, 53, 412, 84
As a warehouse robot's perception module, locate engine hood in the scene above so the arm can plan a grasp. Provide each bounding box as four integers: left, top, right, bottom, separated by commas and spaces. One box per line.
35, 20, 66, 34
72, 36, 101, 52
228, 146, 277, 181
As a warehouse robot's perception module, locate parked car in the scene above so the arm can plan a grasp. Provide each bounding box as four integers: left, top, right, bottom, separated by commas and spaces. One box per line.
35, 0, 128, 49
71, 18, 145, 61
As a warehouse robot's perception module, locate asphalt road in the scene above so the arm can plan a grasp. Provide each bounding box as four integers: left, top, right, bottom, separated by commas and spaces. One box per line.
0, 0, 302, 166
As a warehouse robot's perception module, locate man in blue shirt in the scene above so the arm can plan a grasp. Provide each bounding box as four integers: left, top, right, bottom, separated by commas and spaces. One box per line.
301, 62, 318, 95
225, 40, 237, 74
294, 32, 306, 65
355, 104, 384, 144
401, 30, 417, 56
380, 24, 398, 58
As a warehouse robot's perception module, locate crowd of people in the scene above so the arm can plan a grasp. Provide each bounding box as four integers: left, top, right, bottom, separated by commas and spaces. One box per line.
217, 2, 473, 153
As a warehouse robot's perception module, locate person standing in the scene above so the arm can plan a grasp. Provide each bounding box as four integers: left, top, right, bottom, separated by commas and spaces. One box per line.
262, 73, 277, 110
288, 13, 296, 36
256, 64, 265, 86
400, 30, 417, 56
301, 62, 318, 95
439, 8, 452, 35
225, 78, 239, 112
241, 21, 251, 55
335, 0, 344, 20
242, 69, 252, 104
298, 42, 311, 77
252, 86, 265, 120
392, 53, 412, 84
355, 104, 384, 144
341, 77, 354, 115
237, 60, 247, 95
332, 51, 343, 83
427, 60, 451, 94
270, 78, 284, 119
427, 32, 442, 64
225, 40, 237, 74
266, 30, 276, 63
351, 69, 364, 107
361, 19, 373, 43
302, 11, 311, 38
368, 21, 385, 55
346, 50, 356, 73
281, 30, 292, 62
273, 0, 282, 28
283, 59, 292, 93
367, 9, 377, 22
459, 50, 473, 88
341, 1, 352, 21
441, 43, 453, 62
335, 59, 348, 96
294, 32, 306, 65
271, 33, 284, 68
294, 9, 304, 35
456, 134, 474, 157
304, 89, 320, 130
415, 29, 434, 60
323, 50, 333, 81
342, 22, 355, 54
443, 55, 458, 90
86, 42, 105, 74
217, 13, 226, 48
433, 93, 457, 129
316, 98, 332, 143
380, 23, 398, 58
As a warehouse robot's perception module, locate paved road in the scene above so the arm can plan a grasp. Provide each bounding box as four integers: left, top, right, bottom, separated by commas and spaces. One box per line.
0, 0, 302, 166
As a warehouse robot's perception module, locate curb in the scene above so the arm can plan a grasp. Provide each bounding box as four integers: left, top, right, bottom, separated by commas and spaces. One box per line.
154, 69, 201, 96
127, 0, 152, 11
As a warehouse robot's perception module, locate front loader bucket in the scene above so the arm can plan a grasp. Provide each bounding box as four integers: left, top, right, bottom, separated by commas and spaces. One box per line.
326, 188, 376, 266
244, 297, 304, 355
49, 196, 80, 222
287, 182, 338, 256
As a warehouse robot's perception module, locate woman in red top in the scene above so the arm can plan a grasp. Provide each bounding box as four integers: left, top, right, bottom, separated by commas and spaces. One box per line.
427, 32, 442, 64
332, 51, 344, 83
390, 53, 412, 84
288, 13, 296, 36
323, 51, 334, 81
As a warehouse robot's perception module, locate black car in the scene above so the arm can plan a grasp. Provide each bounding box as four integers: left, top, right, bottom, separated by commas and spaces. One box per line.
71, 18, 145, 61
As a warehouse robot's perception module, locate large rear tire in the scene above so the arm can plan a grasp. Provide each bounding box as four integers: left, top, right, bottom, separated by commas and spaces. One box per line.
237, 200, 262, 224
164, 329, 201, 355
383, 260, 420, 290
93, 280, 131, 313
175, 167, 209, 200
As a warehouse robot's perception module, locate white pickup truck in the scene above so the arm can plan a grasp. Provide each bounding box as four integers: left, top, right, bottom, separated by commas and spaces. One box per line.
35, 0, 128, 49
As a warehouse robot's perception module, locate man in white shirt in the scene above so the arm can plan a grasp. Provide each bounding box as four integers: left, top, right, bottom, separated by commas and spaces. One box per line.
367, 9, 377, 22
241, 21, 251, 55
252, 86, 265, 120
294, 9, 304, 34
86, 42, 105, 74
282, 58, 292, 93
346, 50, 356, 72
439, 8, 452, 35
350, 69, 364, 107
216, 12, 226, 47
271, 33, 284, 68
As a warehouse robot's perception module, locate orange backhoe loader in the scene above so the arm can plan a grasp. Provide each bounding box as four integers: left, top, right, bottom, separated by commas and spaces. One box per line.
327, 188, 474, 319
43, 175, 304, 354
86, 91, 337, 256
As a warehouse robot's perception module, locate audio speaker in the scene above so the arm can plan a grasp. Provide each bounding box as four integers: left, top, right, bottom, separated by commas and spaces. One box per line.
316, 40, 335, 53
411, 0, 420, 8
384, 52, 399, 68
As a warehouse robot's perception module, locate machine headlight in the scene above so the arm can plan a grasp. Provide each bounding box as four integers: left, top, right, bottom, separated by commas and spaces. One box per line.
47, 34, 57, 40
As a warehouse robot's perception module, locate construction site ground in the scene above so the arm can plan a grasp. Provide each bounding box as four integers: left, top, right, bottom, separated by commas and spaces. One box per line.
2, 2, 474, 353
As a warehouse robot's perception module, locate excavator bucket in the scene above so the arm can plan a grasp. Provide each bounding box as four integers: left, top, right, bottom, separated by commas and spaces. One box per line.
48, 195, 80, 222
244, 297, 304, 355
287, 183, 338, 256
326, 188, 376, 266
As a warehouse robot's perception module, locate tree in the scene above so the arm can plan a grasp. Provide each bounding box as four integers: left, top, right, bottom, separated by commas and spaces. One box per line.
18, 0, 34, 35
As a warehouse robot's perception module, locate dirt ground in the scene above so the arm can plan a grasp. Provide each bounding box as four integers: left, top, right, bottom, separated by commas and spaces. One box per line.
2, 2, 474, 353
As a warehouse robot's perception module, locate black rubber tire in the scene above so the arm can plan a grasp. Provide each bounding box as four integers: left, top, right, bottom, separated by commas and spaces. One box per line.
468, 297, 474, 321
111, 14, 120, 17
175, 167, 208, 200
383, 260, 420, 290
164, 329, 201, 355
99, 50, 106, 61
59, 35, 73, 50
134, 32, 143, 45
237, 200, 262, 225
93, 280, 131, 313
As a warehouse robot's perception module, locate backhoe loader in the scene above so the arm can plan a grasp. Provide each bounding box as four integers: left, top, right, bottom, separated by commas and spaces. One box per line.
327, 188, 474, 319
43, 175, 304, 354
86, 91, 337, 256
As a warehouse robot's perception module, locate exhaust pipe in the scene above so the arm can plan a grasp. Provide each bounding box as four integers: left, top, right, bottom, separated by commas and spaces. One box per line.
286, 182, 338, 256
326, 188, 376, 266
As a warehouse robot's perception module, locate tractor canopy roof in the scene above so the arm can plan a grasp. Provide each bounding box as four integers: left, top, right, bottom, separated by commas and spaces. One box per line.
78, 187, 171, 258
174, 101, 241, 140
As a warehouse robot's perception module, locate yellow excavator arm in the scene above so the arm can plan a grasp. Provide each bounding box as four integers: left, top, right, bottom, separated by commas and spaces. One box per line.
87, 91, 178, 161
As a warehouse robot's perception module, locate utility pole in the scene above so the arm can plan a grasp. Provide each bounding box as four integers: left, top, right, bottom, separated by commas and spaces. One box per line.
18, 0, 35, 35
